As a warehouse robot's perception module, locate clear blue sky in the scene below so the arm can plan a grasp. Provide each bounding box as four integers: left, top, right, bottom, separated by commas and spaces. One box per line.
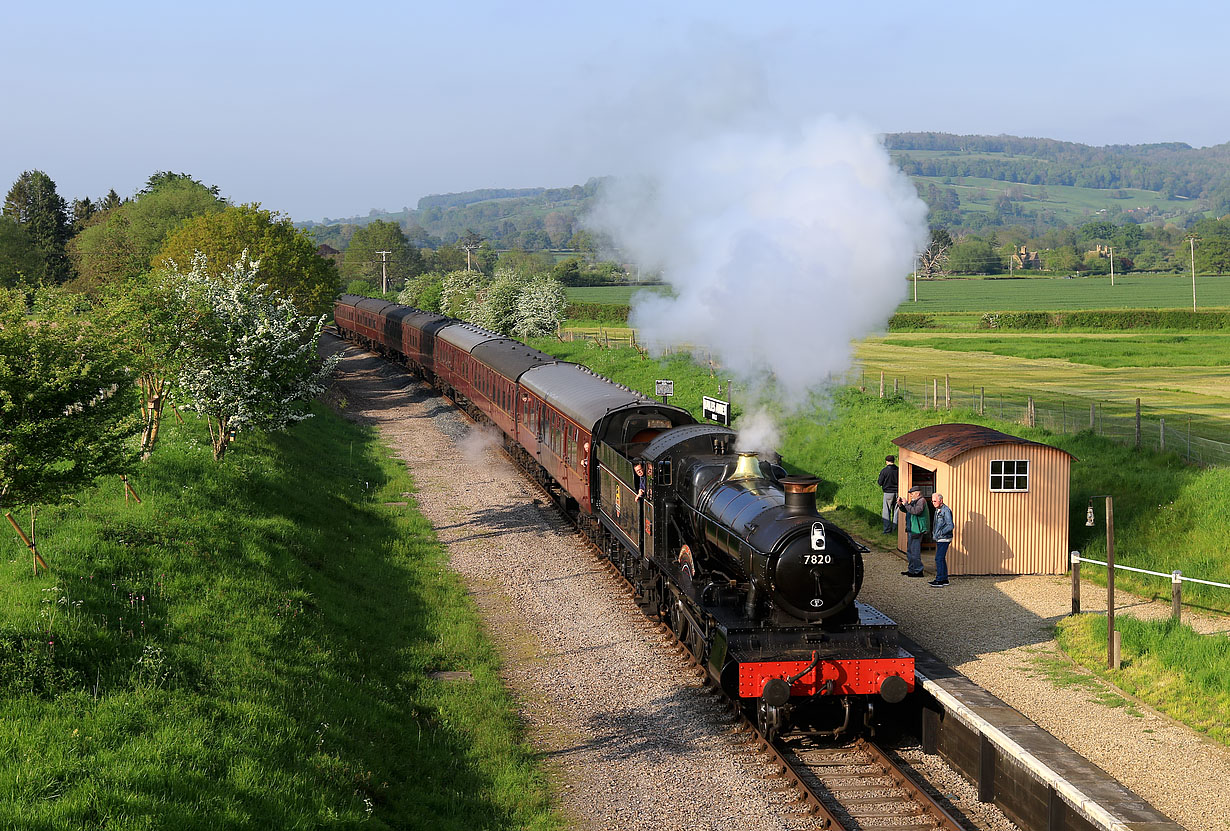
4, 0, 1227, 222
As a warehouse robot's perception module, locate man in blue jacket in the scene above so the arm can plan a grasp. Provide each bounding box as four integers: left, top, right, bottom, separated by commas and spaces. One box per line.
929, 493, 954, 587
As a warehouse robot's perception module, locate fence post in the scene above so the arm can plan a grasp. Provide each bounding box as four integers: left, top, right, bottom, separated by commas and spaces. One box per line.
1027, 396, 1035, 427
933, 378, 938, 410
980, 387, 984, 416
894, 377, 899, 395
1090, 402, 1095, 431
880, 371, 884, 399
1135, 398, 1141, 448
945, 374, 950, 409
1172, 571, 1182, 621
1070, 551, 1081, 615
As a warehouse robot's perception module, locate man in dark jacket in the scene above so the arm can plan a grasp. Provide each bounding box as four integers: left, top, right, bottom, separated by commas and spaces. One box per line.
876, 455, 898, 533
897, 485, 929, 577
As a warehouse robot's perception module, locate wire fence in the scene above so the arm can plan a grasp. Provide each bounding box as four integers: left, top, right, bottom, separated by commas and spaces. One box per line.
854, 368, 1230, 467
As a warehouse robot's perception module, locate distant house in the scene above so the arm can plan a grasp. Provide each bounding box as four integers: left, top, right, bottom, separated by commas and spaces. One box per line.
316, 244, 343, 267
893, 424, 1074, 575
1010, 245, 1041, 270
1087, 244, 1111, 258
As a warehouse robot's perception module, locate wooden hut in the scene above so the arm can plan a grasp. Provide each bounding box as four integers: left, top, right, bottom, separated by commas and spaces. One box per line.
892, 424, 1074, 575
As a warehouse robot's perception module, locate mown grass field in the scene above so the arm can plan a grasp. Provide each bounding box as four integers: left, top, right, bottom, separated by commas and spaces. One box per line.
0, 407, 558, 830
879, 333, 1228, 368
564, 285, 670, 304
896, 274, 1230, 312
856, 333, 1230, 447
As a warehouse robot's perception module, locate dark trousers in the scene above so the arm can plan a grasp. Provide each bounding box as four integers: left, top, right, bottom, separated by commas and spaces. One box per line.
906, 533, 924, 575
881, 492, 897, 533
934, 540, 950, 583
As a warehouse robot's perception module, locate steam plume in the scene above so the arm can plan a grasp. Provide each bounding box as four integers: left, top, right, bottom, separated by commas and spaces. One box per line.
588, 117, 927, 410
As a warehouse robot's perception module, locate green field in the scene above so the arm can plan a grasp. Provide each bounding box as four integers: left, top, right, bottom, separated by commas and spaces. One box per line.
878, 333, 1230, 368
565, 285, 670, 304
898, 274, 1230, 312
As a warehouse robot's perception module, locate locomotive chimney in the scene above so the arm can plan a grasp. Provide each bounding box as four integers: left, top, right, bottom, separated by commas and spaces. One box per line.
730, 452, 761, 480
780, 475, 820, 516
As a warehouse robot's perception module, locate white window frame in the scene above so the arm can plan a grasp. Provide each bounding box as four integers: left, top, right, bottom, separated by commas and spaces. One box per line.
990, 459, 1030, 492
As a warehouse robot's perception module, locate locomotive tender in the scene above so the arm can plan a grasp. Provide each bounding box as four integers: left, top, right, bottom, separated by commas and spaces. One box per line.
334, 295, 914, 739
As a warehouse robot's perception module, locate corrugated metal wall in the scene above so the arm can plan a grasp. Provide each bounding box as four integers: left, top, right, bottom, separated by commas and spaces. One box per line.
897, 445, 1070, 576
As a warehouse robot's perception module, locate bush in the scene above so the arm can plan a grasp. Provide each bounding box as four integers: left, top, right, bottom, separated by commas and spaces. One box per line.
565, 302, 630, 323
887, 313, 934, 331
977, 309, 1230, 330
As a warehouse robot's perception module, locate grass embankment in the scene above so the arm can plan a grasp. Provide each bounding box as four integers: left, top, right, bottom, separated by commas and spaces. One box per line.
530, 339, 1230, 614
1056, 615, 1230, 747
0, 407, 557, 829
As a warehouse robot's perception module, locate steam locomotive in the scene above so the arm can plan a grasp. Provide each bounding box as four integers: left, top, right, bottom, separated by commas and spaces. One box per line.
333, 295, 914, 739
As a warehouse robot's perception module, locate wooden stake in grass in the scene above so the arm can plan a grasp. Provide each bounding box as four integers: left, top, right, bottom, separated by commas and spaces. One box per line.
122, 475, 142, 504
5, 511, 48, 575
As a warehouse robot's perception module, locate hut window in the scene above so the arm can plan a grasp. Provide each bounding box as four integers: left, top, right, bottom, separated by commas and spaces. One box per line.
990, 460, 1029, 492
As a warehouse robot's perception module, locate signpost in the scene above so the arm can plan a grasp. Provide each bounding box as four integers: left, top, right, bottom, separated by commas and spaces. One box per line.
703, 396, 730, 426
655, 379, 674, 404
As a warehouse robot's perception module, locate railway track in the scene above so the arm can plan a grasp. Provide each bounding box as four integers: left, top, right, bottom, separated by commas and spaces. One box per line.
334, 333, 981, 831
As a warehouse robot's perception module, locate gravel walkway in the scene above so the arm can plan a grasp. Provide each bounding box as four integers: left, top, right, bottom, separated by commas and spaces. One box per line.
859, 541, 1230, 831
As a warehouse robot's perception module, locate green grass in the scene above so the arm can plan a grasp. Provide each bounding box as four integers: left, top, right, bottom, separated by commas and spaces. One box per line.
879, 334, 1230, 368
896, 274, 1230, 313
1056, 615, 1230, 745
0, 408, 558, 830
564, 285, 671, 304
857, 333, 1230, 448
528, 340, 1230, 614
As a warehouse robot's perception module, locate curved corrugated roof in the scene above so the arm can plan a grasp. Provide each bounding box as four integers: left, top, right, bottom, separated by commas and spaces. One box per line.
893, 423, 1074, 463
472, 340, 557, 381
437, 321, 502, 353
520, 362, 658, 431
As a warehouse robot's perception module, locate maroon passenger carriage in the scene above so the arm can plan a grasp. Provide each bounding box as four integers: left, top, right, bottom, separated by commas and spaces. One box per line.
333, 295, 914, 739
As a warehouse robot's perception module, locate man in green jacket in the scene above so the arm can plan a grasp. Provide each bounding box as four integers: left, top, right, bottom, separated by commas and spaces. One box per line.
897, 485, 929, 577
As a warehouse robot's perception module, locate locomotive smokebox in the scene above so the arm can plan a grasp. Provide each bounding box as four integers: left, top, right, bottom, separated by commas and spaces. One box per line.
780, 475, 820, 516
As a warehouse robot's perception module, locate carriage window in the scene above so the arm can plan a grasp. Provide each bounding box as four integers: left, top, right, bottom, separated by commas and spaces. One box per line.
990, 459, 1029, 492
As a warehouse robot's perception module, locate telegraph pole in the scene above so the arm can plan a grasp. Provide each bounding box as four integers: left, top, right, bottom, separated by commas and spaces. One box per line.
376, 250, 392, 294
1189, 236, 1198, 311
1109, 246, 1114, 287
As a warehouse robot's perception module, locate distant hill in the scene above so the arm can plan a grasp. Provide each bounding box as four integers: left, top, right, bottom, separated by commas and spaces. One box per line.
889, 133, 1230, 233
300, 179, 605, 252
301, 133, 1230, 251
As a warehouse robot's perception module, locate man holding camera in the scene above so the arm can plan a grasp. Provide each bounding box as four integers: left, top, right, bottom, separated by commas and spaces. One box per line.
897, 485, 929, 577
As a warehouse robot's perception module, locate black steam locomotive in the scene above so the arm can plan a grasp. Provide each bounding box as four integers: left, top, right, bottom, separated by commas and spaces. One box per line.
334, 295, 913, 739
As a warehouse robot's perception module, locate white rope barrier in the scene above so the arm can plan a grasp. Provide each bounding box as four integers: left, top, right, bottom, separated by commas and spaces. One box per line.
1073, 554, 1230, 590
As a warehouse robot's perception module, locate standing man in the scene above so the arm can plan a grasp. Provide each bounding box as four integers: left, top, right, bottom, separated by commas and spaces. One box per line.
876, 455, 898, 534
897, 485, 929, 578
930, 493, 953, 587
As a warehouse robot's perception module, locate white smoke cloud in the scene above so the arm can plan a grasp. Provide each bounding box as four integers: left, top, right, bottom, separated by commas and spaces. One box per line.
587, 116, 928, 409
734, 408, 781, 455
457, 424, 503, 465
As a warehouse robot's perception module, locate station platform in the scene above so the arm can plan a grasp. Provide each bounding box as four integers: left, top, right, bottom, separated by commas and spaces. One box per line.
903, 635, 1183, 831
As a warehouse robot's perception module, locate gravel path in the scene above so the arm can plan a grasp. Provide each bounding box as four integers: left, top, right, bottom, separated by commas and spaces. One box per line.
858, 542, 1230, 831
